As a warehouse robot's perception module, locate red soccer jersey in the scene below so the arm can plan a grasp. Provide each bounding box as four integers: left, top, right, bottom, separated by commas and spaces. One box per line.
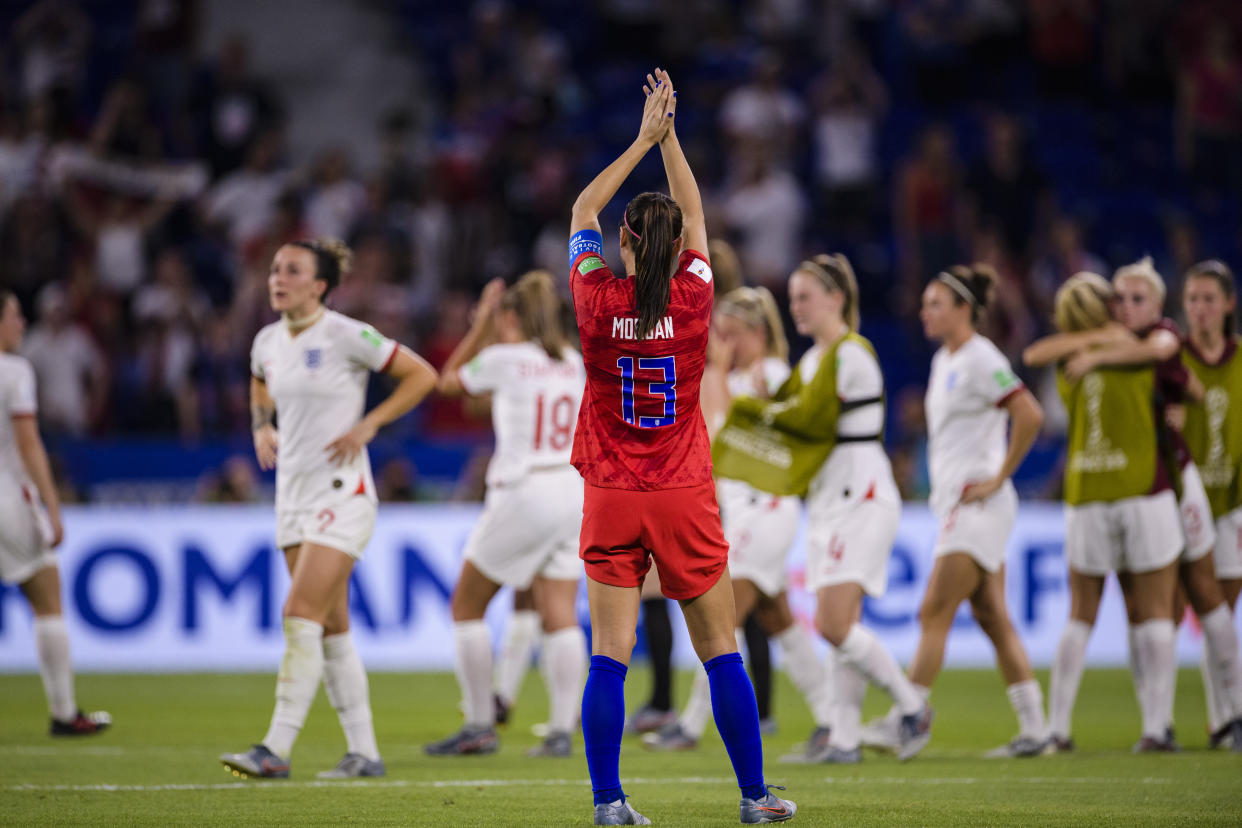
570, 247, 715, 490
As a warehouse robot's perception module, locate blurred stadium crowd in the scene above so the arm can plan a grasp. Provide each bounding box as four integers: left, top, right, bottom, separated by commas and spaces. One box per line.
2, 0, 1240, 502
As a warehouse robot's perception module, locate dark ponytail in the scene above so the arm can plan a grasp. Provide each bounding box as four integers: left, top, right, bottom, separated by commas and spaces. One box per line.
501, 270, 569, 361
624, 192, 683, 340
1185, 259, 1237, 339
937, 263, 996, 325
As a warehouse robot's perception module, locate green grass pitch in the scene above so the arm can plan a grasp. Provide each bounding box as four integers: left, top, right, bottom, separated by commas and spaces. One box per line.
2, 667, 1239, 826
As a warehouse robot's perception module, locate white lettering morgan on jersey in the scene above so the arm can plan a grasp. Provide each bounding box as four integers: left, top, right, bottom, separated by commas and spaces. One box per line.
611, 316, 675, 341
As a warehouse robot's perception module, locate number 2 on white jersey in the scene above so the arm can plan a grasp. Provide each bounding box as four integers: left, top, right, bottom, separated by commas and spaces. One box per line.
533, 393, 575, 450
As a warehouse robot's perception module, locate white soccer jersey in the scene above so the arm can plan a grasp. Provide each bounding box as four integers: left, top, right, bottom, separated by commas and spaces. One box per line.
925, 334, 1023, 516
0, 353, 37, 490
459, 341, 586, 487
800, 339, 899, 515
250, 310, 398, 485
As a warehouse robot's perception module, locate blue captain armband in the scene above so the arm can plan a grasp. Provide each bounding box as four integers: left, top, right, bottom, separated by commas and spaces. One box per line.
569, 229, 604, 269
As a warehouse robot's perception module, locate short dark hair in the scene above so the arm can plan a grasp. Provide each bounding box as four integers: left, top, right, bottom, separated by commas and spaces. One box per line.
288, 239, 352, 300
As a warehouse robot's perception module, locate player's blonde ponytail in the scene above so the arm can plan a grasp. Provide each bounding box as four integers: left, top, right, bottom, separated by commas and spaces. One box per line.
504, 270, 568, 361
1054, 272, 1114, 333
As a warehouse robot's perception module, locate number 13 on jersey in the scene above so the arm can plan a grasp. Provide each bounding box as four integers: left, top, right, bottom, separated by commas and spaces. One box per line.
617, 355, 677, 428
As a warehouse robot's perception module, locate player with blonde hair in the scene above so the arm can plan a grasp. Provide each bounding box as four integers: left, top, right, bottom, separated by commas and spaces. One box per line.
1023, 271, 1183, 752
715, 253, 934, 764
221, 239, 438, 778
426, 270, 588, 759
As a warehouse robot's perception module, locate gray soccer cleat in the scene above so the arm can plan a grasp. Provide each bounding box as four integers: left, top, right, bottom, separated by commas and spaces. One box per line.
897, 704, 934, 761
983, 735, 1053, 758
220, 744, 290, 778
594, 799, 652, 825
624, 706, 676, 736
859, 708, 901, 753
526, 731, 571, 757
317, 752, 386, 778
778, 726, 832, 763
641, 721, 698, 752
424, 726, 498, 756
740, 786, 796, 824
817, 744, 862, 764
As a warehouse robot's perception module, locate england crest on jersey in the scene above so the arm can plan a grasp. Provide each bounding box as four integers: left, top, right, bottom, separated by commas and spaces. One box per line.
305, 348, 322, 369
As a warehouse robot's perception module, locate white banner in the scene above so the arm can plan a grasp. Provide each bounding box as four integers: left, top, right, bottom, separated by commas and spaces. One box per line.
0, 503, 1233, 672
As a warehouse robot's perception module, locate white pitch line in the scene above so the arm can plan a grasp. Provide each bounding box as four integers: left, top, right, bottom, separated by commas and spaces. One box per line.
4, 777, 732, 794
4, 775, 1174, 794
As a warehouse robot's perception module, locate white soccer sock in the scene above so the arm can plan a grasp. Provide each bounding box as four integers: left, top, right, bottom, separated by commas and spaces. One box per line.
33, 616, 76, 721
1133, 619, 1177, 739
263, 617, 324, 758
1006, 679, 1050, 740
774, 624, 833, 728
495, 609, 540, 706
830, 648, 867, 750
454, 620, 495, 729
540, 625, 587, 734
322, 632, 380, 761
1127, 623, 1144, 711
678, 664, 713, 739
837, 624, 923, 715
1200, 604, 1242, 725
1049, 619, 1091, 739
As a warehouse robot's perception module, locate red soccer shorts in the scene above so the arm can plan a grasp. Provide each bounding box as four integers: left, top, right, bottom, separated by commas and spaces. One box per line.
579, 480, 729, 600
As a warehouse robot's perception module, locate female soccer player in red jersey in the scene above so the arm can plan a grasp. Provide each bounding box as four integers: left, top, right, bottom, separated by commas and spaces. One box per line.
568, 69, 794, 826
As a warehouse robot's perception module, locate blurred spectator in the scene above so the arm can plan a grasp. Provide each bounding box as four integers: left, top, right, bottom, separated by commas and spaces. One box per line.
305, 147, 367, 241
809, 41, 888, 243
899, 0, 970, 107
12, 0, 91, 105
0, 193, 66, 311
889, 385, 930, 500
1176, 26, 1242, 199
719, 52, 805, 157
190, 34, 282, 178
90, 79, 165, 161
193, 316, 249, 436
1028, 0, 1099, 98
196, 455, 261, 503
968, 228, 1036, 364
419, 290, 490, 436
1103, 0, 1175, 102
63, 188, 175, 296
202, 129, 291, 259
1029, 215, 1107, 315
895, 124, 963, 308
1157, 216, 1201, 309
376, 456, 423, 502
964, 113, 1052, 265
21, 283, 107, 436
722, 143, 806, 288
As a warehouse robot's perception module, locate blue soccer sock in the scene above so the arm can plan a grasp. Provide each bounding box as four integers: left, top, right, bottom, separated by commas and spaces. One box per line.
582, 654, 628, 805
705, 652, 767, 801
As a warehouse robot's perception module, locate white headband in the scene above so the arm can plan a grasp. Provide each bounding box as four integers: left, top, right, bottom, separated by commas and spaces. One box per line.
936, 271, 977, 307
